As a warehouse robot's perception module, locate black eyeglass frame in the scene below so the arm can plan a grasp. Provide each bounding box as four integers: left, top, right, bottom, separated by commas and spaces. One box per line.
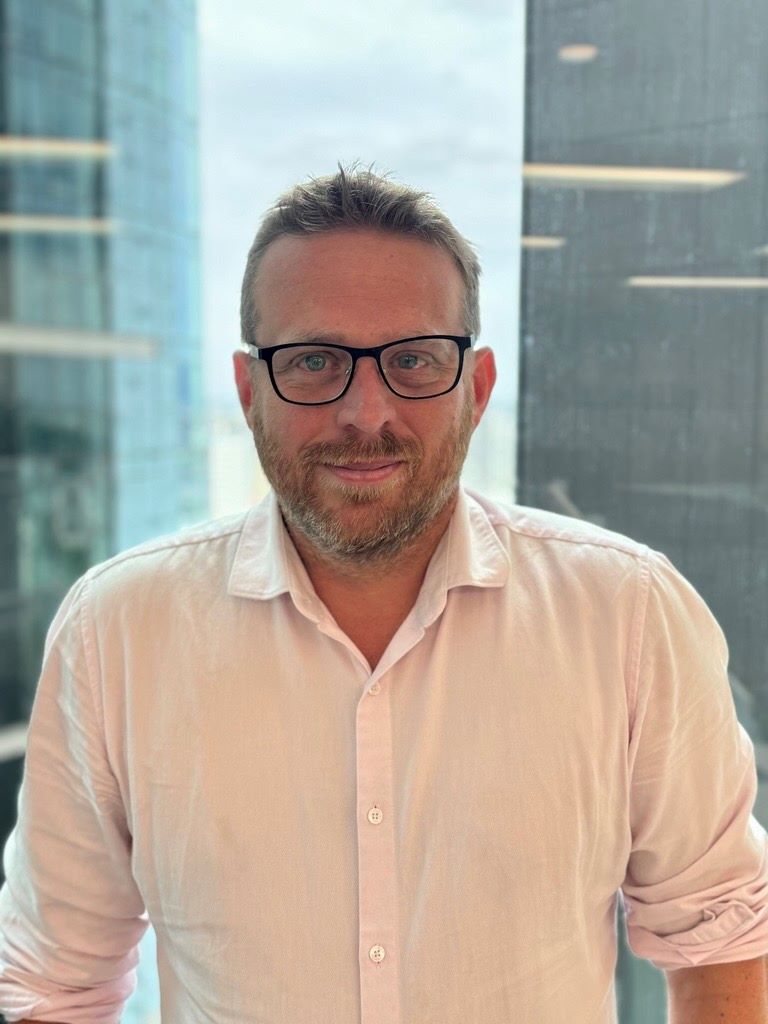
240, 334, 474, 406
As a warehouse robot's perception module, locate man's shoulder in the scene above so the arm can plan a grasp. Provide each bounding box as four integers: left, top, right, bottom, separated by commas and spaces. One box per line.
464, 486, 650, 563
81, 508, 252, 598
40, 508, 258, 644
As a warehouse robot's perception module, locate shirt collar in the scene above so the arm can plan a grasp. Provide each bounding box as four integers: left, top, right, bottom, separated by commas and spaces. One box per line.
227, 484, 510, 615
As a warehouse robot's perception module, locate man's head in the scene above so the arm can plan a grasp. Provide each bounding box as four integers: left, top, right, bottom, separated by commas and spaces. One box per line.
233, 163, 496, 570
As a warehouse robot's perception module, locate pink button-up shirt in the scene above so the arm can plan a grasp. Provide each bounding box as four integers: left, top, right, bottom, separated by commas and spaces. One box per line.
1, 485, 767, 1023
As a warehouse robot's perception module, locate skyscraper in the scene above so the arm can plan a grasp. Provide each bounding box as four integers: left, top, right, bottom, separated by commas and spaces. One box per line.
519, 1, 767, 1019
0, 0, 206, 871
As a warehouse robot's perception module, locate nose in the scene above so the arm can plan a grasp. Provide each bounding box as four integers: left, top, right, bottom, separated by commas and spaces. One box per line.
333, 353, 398, 434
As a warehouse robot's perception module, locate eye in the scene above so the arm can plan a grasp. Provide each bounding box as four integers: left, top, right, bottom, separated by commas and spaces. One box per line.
393, 353, 424, 370
302, 353, 328, 371
285, 349, 345, 373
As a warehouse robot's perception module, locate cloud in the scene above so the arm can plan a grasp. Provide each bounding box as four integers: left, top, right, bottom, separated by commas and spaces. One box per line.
199, 0, 515, 68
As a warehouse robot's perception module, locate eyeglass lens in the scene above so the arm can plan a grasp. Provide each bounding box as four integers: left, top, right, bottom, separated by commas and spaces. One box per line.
271, 337, 461, 403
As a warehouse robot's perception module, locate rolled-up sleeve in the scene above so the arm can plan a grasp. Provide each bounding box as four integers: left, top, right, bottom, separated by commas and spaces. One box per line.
620, 548, 768, 970
0, 573, 149, 1023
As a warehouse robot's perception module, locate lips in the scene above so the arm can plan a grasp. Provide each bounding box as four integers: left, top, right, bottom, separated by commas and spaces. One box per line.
321, 460, 406, 484
330, 460, 400, 470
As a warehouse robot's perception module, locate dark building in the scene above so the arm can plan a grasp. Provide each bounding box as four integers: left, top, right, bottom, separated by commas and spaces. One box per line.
519, 0, 767, 1019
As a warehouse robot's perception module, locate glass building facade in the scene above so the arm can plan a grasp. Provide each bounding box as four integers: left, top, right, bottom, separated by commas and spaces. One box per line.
520, 0, 767, 1019
0, 0, 205, 897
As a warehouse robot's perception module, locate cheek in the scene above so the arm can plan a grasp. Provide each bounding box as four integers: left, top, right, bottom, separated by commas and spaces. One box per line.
249, 371, 271, 426
271, 407, 332, 456
416, 400, 465, 443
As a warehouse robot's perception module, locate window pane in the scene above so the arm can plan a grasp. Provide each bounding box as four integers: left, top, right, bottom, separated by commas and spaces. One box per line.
522, 3, 767, 1018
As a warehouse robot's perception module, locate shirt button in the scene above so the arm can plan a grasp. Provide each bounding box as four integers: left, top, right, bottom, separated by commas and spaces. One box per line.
369, 944, 386, 963
367, 806, 383, 824
369, 681, 381, 695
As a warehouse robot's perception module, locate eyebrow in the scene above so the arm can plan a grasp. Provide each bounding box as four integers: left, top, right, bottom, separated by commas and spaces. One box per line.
287, 331, 351, 346
284, 331, 438, 348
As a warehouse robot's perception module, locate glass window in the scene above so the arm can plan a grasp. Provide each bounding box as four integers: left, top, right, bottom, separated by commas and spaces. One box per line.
521, 3, 767, 1018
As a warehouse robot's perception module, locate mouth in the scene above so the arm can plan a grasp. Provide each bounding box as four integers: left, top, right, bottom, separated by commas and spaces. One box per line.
322, 460, 405, 483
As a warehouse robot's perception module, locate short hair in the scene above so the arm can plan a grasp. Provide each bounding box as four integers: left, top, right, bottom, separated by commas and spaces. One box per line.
239, 161, 481, 354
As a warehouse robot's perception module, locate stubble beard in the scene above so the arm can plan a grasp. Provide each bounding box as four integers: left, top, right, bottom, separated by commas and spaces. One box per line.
249, 389, 475, 569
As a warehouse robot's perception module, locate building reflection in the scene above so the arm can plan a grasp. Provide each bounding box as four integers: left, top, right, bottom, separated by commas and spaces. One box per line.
520, 2, 768, 1019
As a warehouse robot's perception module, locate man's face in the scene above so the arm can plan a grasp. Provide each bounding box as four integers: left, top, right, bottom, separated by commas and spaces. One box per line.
233, 227, 496, 566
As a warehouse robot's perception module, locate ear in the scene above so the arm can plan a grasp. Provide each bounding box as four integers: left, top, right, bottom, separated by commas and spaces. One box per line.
233, 350, 255, 424
469, 346, 497, 428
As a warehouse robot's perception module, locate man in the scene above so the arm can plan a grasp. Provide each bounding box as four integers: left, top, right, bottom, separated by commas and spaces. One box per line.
0, 165, 766, 1023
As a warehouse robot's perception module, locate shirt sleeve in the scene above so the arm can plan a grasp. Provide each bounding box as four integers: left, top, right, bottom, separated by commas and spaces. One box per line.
0, 572, 150, 1023
620, 547, 768, 970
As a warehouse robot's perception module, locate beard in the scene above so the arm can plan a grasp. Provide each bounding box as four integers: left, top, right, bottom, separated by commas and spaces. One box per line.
249, 387, 475, 568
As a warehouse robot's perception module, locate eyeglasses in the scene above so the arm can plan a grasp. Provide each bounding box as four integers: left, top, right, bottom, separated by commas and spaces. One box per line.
240, 334, 473, 406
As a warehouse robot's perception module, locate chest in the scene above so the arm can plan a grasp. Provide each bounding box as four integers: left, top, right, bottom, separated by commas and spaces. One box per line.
332, 612, 403, 670
312, 581, 425, 669
312, 585, 417, 671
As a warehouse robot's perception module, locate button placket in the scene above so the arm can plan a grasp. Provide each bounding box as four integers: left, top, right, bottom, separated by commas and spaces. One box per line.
356, 675, 402, 1021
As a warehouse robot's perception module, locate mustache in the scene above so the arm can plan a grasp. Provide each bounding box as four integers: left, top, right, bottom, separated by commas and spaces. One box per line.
299, 431, 422, 467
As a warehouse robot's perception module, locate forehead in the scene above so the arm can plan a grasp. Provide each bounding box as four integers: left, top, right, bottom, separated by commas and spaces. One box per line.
252, 228, 465, 343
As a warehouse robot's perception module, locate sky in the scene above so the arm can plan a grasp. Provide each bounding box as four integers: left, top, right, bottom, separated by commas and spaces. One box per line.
197, 0, 526, 411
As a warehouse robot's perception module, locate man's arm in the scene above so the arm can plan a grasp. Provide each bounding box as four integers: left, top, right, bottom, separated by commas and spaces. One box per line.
665, 954, 768, 1023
